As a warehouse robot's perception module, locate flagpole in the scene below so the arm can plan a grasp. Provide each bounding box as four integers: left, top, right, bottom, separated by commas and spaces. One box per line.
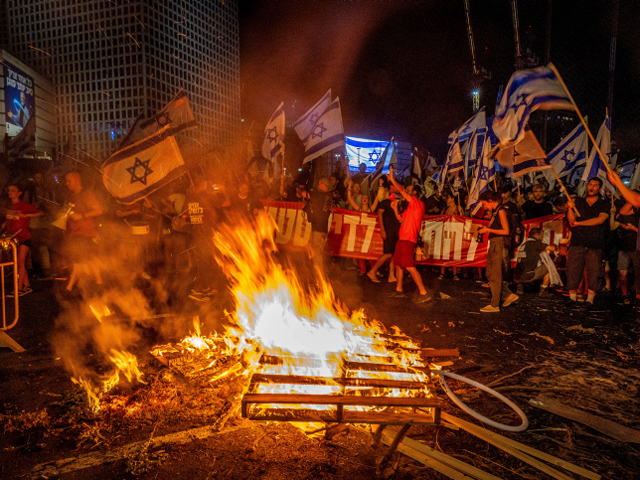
550, 166, 581, 217
549, 63, 612, 174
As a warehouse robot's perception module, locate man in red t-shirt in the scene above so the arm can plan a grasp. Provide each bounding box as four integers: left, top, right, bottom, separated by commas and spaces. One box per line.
387, 166, 431, 303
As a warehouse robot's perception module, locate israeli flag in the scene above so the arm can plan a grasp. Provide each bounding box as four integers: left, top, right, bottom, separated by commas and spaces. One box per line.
261, 101, 285, 162
293, 89, 331, 141
493, 64, 574, 147
628, 161, 640, 191
301, 97, 345, 164
467, 135, 495, 214
345, 136, 390, 172
448, 107, 486, 144
543, 122, 587, 189
581, 115, 613, 190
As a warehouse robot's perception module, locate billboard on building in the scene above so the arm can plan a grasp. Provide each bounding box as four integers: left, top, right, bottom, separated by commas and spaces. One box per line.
4, 61, 35, 137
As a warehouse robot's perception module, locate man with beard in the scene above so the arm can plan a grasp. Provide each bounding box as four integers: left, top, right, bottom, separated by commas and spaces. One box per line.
565, 177, 610, 305
386, 165, 431, 303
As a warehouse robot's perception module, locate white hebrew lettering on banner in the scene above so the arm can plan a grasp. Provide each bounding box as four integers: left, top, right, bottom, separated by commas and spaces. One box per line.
293, 210, 312, 246
269, 206, 296, 244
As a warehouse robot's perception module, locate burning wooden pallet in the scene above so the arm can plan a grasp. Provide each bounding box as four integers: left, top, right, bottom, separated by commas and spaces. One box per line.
240, 350, 460, 426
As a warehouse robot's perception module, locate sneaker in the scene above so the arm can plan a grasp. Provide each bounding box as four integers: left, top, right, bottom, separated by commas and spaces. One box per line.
481, 282, 490, 288
516, 283, 524, 295
502, 293, 519, 307
453, 275, 460, 281
538, 288, 550, 297
413, 294, 432, 304
18, 287, 32, 296
366, 271, 381, 283
389, 290, 405, 298
437, 275, 444, 280
480, 304, 500, 312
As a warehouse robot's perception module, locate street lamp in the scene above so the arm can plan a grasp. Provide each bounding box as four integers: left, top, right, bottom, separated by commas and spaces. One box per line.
472, 90, 480, 112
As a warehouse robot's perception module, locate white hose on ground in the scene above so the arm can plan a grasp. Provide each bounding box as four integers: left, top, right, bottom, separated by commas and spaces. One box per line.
433, 369, 529, 432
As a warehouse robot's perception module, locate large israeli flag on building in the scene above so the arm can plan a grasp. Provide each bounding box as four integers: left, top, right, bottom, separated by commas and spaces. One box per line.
345, 137, 390, 172
543, 122, 587, 189
493, 64, 574, 147
581, 115, 613, 190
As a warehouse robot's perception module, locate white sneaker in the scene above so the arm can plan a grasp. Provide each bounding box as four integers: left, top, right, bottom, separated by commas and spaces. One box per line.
480, 304, 500, 313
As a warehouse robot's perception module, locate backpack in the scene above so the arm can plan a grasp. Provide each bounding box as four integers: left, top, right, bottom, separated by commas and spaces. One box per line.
501, 202, 524, 248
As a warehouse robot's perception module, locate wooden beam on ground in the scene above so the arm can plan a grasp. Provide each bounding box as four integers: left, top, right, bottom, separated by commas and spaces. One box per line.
530, 394, 640, 444
382, 427, 502, 480
441, 412, 601, 480
31, 424, 247, 478
0, 330, 25, 352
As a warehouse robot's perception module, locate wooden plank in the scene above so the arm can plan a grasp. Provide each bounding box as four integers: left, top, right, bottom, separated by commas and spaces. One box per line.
243, 393, 440, 407
250, 373, 430, 390
31, 424, 244, 478
0, 330, 25, 353
381, 428, 501, 480
530, 394, 640, 444
420, 349, 460, 357
441, 412, 601, 480
244, 409, 438, 425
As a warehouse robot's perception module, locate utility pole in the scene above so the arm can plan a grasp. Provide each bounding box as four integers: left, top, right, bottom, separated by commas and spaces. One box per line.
541, 0, 552, 150
607, 0, 619, 130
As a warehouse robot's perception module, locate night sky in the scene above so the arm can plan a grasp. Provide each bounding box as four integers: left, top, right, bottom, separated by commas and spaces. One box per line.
239, 0, 640, 163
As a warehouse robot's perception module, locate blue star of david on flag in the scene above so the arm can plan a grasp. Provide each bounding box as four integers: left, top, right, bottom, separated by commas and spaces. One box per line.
266, 126, 279, 143
561, 148, 575, 163
126, 156, 154, 185
478, 163, 493, 182
369, 149, 380, 162
311, 122, 327, 139
510, 93, 528, 112
308, 113, 320, 126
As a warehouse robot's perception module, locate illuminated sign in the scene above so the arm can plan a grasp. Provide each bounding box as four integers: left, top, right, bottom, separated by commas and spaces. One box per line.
4, 61, 35, 137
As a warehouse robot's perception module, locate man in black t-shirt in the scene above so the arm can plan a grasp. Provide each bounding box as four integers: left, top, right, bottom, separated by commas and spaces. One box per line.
612, 202, 640, 303
566, 177, 610, 304
521, 184, 553, 220
304, 177, 332, 271
366, 183, 401, 283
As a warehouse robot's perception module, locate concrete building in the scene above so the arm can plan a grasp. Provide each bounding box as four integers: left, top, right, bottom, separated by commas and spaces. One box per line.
1, 0, 241, 159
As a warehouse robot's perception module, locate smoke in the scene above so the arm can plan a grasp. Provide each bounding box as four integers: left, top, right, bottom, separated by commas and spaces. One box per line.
241, 2, 409, 122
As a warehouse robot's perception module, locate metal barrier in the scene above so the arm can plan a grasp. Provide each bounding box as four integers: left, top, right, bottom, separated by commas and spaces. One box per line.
0, 237, 24, 352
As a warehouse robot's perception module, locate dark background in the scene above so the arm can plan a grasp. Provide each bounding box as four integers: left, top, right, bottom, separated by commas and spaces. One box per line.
239, 0, 640, 162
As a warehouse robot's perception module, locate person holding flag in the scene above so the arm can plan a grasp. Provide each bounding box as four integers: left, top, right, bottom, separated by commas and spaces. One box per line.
565, 177, 610, 305
386, 165, 431, 304
608, 170, 640, 309
477, 191, 519, 312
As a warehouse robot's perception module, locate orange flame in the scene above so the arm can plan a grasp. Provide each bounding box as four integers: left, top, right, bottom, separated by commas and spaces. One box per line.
153, 211, 434, 420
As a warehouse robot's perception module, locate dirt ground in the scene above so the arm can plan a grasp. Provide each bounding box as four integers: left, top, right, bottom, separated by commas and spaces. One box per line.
1, 261, 639, 480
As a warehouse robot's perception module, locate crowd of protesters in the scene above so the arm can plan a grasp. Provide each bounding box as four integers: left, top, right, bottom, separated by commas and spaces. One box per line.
1, 159, 639, 313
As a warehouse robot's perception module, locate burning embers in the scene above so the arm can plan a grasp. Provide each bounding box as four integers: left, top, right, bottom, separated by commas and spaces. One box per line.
75, 212, 440, 423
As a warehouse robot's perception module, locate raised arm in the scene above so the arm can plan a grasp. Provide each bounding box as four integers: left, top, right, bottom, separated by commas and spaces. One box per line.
609, 171, 640, 208
387, 165, 412, 203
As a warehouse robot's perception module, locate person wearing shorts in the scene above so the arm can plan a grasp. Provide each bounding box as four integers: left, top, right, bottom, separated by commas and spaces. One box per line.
386, 166, 431, 304
367, 183, 400, 283
2, 183, 42, 296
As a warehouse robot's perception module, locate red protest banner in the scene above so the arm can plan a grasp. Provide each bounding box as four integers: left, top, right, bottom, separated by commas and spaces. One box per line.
262, 201, 569, 268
